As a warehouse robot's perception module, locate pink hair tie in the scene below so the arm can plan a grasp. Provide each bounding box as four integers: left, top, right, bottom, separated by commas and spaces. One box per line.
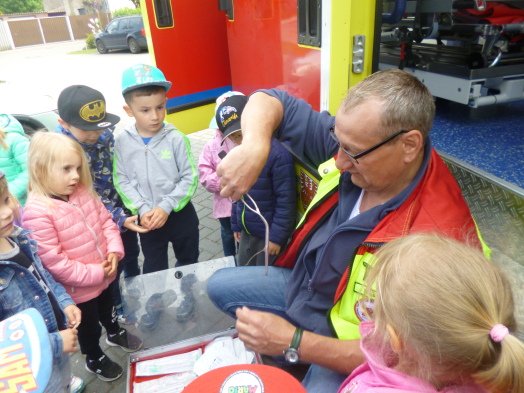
490, 324, 509, 343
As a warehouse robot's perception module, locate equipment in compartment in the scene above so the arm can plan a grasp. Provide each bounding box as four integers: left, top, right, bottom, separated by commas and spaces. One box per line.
379, 0, 524, 107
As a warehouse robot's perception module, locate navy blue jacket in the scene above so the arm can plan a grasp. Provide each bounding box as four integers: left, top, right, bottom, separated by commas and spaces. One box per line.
231, 139, 296, 246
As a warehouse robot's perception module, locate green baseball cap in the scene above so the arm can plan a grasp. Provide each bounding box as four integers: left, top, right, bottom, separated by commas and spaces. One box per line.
121, 64, 172, 95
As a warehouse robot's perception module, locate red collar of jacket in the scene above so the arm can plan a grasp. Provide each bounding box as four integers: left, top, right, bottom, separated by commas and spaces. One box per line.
334, 150, 480, 302
366, 149, 479, 244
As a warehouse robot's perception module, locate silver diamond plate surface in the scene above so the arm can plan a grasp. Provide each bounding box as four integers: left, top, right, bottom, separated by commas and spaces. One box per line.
444, 157, 524, 340
445, 159, 524, 264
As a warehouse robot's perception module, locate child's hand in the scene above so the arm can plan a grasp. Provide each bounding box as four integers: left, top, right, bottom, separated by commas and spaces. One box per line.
123, 215, 150, 234
145, 207, 169, 230
140, 212, 152, 228
64, 304, 82, 328
268, 241, 281, 256
234, 232, 241, 243
59, 328, 79, 353
101, 260, 113, 278
106, 252, 119, 278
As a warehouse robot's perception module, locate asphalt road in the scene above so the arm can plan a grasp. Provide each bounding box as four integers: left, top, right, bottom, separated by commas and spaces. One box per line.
0, 40, 150, 133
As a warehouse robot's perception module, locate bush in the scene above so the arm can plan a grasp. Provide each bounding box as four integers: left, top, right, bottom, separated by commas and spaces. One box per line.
112, 7, 141, 18
85, 33, 96, 49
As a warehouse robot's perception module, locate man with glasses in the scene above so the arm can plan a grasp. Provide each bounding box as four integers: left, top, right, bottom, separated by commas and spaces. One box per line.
207, 69, 487, 392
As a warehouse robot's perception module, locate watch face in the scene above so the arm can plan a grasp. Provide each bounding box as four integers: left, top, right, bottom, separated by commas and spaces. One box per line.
284, 348, 299, 364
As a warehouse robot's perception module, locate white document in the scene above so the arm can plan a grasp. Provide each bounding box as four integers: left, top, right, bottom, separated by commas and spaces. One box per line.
193, 336, 256, 376
133, 372, 197, 393
135, 348, 202, 377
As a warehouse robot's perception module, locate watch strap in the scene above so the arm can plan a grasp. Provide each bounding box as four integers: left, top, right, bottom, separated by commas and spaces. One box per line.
290, 327, 303, 350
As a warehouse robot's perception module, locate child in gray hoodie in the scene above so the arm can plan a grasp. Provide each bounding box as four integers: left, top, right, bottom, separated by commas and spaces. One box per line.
114, 64, 199, 273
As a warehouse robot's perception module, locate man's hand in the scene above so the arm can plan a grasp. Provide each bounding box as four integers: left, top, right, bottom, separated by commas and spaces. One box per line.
123, 215, 150, 233
217, 145, 268, 201
59, 328, 79, 353
142, 208, 169, 230
268, 241, 281, 256
235, 306, 295, 356
63, 304, 81, 328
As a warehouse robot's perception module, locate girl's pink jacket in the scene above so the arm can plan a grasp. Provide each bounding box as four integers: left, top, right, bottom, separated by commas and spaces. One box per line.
338, 322, 487, 393
198, 129, 236, 219
22, 186, 124, 304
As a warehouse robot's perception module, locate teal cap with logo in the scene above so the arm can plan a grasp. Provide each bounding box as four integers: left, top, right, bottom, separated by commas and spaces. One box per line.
121, 64, 172, 95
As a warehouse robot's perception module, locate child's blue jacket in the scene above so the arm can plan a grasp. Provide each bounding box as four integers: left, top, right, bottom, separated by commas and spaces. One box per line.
231, 139, 296, 245
0, 227, 74, 362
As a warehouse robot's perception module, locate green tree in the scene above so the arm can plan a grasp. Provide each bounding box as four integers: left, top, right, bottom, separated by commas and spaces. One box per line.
0, 0, 43, 13
130, 0, 140, 8
82, 0, 104, 13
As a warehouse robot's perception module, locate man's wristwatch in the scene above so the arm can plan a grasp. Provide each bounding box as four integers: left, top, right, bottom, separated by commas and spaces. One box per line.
283, 327, 303, 364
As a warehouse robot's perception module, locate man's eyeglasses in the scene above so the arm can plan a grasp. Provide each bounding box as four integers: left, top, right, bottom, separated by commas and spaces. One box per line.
329, 126, 409, 164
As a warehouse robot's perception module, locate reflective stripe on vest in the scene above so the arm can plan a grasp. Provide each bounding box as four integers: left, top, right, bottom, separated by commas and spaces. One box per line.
274, 158, 340, 268
329, 224, 491, 341
329, 251, 377, 340
297, 158, 340, 227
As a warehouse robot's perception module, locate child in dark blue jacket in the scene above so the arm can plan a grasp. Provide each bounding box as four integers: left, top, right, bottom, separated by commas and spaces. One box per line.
216, 95, 296, 265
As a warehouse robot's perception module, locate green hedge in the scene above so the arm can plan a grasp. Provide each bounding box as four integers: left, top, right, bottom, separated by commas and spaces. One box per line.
112, 7, 141, 18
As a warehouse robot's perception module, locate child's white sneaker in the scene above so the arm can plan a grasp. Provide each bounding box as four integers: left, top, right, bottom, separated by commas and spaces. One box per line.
70, 375, 85, 393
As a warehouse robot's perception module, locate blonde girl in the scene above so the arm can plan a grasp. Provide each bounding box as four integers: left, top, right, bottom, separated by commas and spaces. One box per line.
0, 114, 29, 205
339, 233, 524, 393
23, 132, 141, 383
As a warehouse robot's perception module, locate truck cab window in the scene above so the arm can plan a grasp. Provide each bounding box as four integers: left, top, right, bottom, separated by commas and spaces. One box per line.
298, 0, 321, 47
154, 0, 174, 28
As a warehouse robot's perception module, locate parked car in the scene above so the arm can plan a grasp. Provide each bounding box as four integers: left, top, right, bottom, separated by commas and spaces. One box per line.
0, 87, 57, 137
95, 15, 148, 54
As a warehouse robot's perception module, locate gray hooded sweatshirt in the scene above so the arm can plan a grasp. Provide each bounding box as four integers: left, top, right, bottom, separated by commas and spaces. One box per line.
113, 122, 198, 216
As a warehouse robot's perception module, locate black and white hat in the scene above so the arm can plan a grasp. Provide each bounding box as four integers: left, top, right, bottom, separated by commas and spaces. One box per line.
215, 95, 248, 144
57, 85, 120, 131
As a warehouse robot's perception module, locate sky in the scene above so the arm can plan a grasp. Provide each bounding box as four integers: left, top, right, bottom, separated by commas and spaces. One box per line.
107, 0, 135, 11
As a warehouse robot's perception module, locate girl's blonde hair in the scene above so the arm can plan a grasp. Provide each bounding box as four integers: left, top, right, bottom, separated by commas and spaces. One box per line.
28, 132, 94, 198
366, 233, 524, 392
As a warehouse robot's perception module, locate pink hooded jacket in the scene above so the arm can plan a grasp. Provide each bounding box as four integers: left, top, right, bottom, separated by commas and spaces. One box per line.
22, 186, 124, 304
198, 129, 236, 219
338, 322, 487, 393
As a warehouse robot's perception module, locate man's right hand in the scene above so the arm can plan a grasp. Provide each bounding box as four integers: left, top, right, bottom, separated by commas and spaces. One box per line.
217, 144, 268, 201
